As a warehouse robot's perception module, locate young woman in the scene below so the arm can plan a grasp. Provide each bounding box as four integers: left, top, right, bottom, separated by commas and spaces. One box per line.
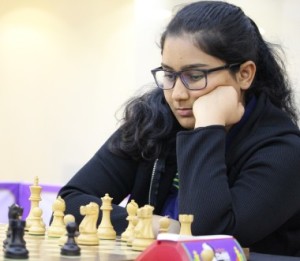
57, 1, 300, 256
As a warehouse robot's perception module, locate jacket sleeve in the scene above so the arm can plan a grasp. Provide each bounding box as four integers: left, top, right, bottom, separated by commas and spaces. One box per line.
57, 130, 138, 234
177, 125, 300, 246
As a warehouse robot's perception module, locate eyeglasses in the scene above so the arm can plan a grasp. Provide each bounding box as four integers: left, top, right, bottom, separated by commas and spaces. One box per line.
151, 63, 241, 90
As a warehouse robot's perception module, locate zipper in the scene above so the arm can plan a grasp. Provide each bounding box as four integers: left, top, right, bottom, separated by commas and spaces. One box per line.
148, 158, 158, 204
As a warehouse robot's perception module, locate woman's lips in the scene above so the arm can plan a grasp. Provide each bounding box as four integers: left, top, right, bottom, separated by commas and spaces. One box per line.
176, 108, 193, 117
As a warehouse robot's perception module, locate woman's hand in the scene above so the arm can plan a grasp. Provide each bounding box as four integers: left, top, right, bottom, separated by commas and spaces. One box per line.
193, 85, 245, 129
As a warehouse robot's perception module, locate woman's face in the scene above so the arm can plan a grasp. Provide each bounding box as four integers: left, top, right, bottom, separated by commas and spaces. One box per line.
162, 34, 241, 129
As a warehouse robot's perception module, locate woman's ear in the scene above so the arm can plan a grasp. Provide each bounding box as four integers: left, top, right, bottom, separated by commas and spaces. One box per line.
236, 61, 256, 90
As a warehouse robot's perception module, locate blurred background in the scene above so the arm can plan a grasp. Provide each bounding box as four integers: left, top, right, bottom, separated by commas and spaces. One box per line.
1, 0, 299, 186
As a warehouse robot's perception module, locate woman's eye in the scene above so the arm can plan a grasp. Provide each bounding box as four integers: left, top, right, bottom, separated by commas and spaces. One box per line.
164, 72, 176, 81
186, 72, 205, 81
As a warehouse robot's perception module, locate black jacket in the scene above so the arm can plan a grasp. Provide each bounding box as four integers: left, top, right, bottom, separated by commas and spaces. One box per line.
58, 93, 300, 256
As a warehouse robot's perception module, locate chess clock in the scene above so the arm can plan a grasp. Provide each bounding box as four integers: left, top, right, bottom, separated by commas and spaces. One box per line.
136, 233, 247, 261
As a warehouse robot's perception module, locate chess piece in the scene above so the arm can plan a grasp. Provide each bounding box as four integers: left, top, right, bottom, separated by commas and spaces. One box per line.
59, 214, 76, 246
158, 216, 170, 234
8, 203, 23, 220
4, 219, 29, 259
48, 196, 66, 238
236, 246, 247, 260
121, 199, 138, 241
132, 205, 155, 251
61, 222, 81, 256
128, 207, 144, 247
179, 214, 194, 236
242, 248, 250, 260
77, 202, 99, 246
97, 193, 116, 240
28, 207, 46, 236
126, 215, 139, 247
26, 176, 42, 230
3, 204, 24, 249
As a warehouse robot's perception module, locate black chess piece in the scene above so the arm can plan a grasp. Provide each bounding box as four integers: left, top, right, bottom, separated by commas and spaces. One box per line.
61, 222, 81, 256
4, 219, 29, 259
9, 204, 24, 220
3, 204, 24, 250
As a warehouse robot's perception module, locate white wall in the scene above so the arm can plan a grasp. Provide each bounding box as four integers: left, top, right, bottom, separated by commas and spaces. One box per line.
0, 0, 299, 186
0, 0, 135, 185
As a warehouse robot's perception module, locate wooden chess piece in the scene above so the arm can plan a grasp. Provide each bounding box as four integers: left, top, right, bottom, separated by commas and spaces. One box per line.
61, 222, 81, 256
128, 206, 145, 247
132, 205, 155, 251
121, 199, 138, 241
77, 202, 99, 246
159, 216, 170, 234
4, 219, 28, 259
28, 207, 46, 236
97, 193, 116, 240
26, 176, 42, 231
126, 215, 139, 247
48, 196, 66, 238
242, 247, 250, 260
3, 204, 24, 250
59, 214, 76, 246
179, 214, 194, 236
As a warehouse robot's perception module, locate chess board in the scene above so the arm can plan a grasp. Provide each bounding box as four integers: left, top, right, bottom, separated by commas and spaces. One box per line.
0, 224, 142, 261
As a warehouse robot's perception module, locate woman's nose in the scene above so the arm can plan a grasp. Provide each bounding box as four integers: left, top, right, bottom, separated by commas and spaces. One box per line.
171, 77, 189, 100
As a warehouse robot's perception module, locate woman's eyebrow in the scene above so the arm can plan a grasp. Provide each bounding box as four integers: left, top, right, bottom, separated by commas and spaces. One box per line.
161, 63, 208, 70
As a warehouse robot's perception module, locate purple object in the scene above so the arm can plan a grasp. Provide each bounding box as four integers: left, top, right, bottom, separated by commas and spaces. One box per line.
0, 182, 61, 224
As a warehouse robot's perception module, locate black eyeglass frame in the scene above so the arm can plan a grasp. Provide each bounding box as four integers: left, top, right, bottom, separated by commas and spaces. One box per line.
151, 63, 242, 90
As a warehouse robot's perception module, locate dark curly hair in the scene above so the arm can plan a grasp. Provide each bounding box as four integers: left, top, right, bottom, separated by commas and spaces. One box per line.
109, 88, 180, 160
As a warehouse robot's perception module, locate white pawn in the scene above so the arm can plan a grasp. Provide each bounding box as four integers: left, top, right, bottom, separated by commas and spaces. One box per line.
179, 214, 194, 236
159, 216, 170, 234
58, 214, 76, 246
97, 193, 116, 240
28, 207, 46, 236
47, 196, 66, 238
